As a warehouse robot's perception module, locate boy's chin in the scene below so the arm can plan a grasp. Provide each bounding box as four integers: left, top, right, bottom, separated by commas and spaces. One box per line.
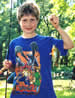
23, 31, 35, 34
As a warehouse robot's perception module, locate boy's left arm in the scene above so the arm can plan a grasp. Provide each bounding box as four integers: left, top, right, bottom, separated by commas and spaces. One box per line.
49, 14, 74, 49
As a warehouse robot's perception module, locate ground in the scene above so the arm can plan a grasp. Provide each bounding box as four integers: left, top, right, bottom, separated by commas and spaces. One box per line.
0, 80, 75, 98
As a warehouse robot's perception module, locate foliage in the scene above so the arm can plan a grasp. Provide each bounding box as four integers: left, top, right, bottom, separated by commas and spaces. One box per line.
0, 0, 75, 67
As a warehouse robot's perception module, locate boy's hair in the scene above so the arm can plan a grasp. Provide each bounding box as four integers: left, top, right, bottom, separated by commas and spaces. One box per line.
17, 1, 40, 22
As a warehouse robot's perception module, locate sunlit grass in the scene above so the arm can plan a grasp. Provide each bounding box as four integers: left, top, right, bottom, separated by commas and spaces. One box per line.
0, 80, 75, 98
53, 80, 75, 98
0, 87, 12, 98
55, 89, 75, 98
0, 80, 12, 98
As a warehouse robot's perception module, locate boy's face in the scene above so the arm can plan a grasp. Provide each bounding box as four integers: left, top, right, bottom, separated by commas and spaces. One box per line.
19, 14, 38, 34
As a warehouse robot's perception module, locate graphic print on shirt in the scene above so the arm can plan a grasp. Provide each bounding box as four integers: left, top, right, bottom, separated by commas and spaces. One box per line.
13, 42, 41, 94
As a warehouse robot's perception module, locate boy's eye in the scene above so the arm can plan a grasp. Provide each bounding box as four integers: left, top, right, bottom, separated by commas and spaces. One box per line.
22, 18, 36, 23
23, 19, 27, 22
30, 19, 35, 21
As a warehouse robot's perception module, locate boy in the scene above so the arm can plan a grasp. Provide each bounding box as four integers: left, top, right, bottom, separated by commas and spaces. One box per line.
0, 1, 74, 98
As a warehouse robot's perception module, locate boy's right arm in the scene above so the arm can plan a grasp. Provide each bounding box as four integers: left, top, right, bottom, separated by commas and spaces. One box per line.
0, 59, 14, 74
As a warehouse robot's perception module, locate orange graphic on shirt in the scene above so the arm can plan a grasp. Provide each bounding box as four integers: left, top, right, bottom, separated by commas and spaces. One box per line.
13, 51, 41, 94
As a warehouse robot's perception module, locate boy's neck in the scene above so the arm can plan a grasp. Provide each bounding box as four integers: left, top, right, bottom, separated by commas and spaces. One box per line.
22, 32, 37, 38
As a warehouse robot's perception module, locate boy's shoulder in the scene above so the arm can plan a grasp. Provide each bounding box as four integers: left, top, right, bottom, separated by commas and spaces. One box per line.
10, 36, 22, 44
12, 36, 22, 41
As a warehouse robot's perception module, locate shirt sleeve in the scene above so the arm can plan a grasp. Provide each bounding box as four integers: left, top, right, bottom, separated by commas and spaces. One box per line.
51, 37, 68, 56
6, 40, 16, 67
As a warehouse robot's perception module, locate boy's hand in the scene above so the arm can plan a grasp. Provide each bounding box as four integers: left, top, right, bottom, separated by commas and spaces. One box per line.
49, 14, 59, 29
0, 59, 12, 74
0, 70, 3, 74
3, 59, 12, 69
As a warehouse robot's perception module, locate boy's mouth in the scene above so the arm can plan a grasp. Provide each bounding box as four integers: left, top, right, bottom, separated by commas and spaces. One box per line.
25, 28, 32, 30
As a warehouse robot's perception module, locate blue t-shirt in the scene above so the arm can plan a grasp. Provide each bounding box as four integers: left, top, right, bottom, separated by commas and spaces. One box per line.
7, 34, 67, 98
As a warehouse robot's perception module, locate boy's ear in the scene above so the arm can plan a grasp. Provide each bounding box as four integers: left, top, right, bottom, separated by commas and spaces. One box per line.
37, 19, 39, 24
18, 21, 20, 25
37, 19, 40, 25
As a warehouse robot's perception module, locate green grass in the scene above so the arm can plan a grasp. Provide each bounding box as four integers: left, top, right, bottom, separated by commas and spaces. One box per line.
53, 80, 75, 98
0, 88, 12, 98
0, 80, 75, 98
55, 89, 75, 98
0, 80, 12, 98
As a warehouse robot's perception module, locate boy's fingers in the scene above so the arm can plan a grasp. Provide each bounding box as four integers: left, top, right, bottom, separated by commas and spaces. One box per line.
3, 60, 12, 69
50, 16, 58, 24
0, 70, 3, 74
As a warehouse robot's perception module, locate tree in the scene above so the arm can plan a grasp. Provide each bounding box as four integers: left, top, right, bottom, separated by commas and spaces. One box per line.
0, 0, 74, 67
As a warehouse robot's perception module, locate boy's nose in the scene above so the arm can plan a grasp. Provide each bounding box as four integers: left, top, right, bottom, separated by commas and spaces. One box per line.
27, 21, 31, 25
26, 21, 32, 26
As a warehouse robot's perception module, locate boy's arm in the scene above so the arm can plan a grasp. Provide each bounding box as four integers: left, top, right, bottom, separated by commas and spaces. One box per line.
49, 14, 74, 49
0, 59, 15, 74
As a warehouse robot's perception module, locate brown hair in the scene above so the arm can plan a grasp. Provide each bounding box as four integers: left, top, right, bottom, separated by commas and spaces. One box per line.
17, 1, 40, 22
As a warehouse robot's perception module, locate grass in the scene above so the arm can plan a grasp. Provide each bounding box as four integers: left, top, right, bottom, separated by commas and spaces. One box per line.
55, 90, 75, 98
53, 80, 75, 98
0, 88, 12, 98
0, 80, 12, 98
0, 80, 75, 98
